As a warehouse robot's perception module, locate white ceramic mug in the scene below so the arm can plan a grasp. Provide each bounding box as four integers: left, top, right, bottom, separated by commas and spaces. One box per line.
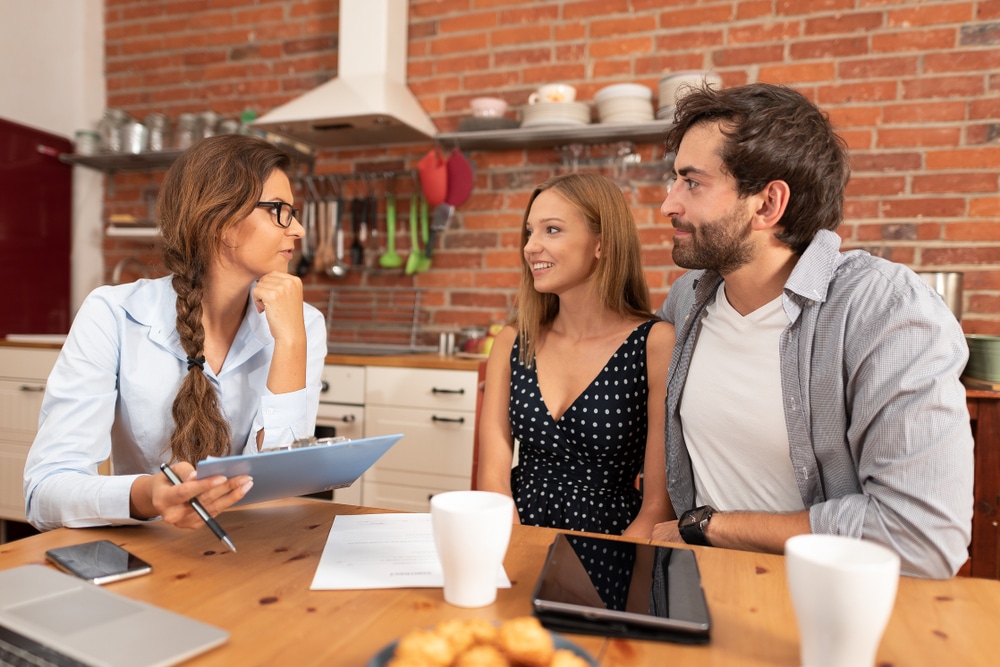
528, 83, 576, 104
431, 490, 513, 608
785, 534, 900, 667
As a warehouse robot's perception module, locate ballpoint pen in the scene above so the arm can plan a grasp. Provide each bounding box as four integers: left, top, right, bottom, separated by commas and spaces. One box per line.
159, 463, 237, 553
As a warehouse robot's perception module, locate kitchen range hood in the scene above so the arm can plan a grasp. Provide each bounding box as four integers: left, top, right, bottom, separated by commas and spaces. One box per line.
253, 0, 437, 148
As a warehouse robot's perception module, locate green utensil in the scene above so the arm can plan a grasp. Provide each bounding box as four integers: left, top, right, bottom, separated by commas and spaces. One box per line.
378, 193, 403, 269
404, 195, 423, 276
417, 196, 432, 272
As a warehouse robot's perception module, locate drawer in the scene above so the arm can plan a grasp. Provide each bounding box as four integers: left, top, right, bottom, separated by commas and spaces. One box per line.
320, 365, 365, 405
362, 478, 470, 513
365, 367, 476, 411
0, 348, 60, 382
316, 403, 365, 441
0, 441, 29, 521
364, 405, 473, 479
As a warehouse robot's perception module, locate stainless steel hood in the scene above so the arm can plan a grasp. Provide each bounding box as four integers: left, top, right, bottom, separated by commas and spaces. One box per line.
253, 0, 437, 148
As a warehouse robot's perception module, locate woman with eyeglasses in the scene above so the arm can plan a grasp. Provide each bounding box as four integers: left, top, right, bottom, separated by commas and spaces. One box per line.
23, 134, 326, 531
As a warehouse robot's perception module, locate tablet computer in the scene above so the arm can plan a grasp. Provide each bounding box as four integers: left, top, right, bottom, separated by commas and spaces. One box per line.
531, 532, 711, 644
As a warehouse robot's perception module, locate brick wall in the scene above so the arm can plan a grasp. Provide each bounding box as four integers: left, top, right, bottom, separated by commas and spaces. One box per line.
101, 0, 1000, 335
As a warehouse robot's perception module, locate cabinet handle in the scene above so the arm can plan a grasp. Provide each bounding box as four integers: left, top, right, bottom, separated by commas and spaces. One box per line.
339, 415, 356, 423
19, 385, 45, 392
431, 387, 465, 395
431, 415, 466, 424
320, 380, 330, 393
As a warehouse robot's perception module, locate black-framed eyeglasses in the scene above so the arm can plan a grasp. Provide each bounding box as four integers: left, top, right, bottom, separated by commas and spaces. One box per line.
256, 201, 299, 228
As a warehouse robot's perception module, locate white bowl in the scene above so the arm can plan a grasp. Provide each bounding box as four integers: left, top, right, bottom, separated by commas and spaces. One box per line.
470, 97, 509, 117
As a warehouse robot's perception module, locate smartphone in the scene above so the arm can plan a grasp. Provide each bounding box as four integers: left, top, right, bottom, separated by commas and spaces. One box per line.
45, 540, 152, 585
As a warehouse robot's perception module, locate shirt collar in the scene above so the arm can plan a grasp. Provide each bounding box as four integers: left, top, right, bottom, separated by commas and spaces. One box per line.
120, 276, 270, 372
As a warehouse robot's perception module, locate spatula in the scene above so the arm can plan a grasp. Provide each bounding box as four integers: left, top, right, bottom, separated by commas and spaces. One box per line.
378, 193, 403, 269
404, 195, 423, 276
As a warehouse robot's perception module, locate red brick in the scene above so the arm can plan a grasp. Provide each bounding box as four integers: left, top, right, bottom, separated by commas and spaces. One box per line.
804, 11, 883, 34
877, 127, 962, 148
923, 247, 1000, 265
761, 62, 838, 83
846, 175, 906, 197
591, 15, 656, 39
730, 20, 801, 45
838, 56, 919, 79
791, 37, 869, 60
589, 36, 654, 58
439, 12, 498, 33
659, 5, 734, 29
944, 222, 1000, 241
914, 172, 999, 194
888, 3, 974, 27
927, 147, 1000, 170
872, 29, 957, 52
881, 197, 967, 219
712, 44, 785, 67
970, 197, 1000, 217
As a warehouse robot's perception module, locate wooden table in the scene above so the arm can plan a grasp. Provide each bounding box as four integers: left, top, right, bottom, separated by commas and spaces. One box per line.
0, 499, 998, 666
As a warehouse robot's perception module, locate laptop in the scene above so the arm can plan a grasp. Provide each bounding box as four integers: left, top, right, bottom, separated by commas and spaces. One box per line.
196, 433, 403, 506
0, 564, 228, 667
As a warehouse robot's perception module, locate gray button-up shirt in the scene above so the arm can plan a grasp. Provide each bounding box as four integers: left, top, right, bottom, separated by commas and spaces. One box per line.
656, 229, 973, 578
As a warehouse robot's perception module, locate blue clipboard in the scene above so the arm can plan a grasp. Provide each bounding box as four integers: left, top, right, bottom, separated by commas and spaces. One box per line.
196, 433, 403, 506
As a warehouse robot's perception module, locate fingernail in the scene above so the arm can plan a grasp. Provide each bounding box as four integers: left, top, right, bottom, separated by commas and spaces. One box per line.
241, 480, 254, 493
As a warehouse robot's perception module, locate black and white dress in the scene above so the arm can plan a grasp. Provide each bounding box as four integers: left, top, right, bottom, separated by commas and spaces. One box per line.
509, 320, 655, 535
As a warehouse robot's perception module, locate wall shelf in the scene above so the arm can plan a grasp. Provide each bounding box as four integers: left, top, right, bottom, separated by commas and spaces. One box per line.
435, 119, 674, 151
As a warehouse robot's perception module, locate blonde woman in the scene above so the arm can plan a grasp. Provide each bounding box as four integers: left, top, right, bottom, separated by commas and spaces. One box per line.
478, 173, 673, 538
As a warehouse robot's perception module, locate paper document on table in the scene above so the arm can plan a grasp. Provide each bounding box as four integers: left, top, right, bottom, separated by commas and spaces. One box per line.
310, 513, 511, 590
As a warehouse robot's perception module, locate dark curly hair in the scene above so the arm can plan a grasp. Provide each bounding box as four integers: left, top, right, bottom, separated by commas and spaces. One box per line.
664, 83, 850, 254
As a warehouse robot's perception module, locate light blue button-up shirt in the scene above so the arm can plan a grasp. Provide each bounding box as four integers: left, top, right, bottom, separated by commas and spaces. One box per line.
23, 276, 327, 530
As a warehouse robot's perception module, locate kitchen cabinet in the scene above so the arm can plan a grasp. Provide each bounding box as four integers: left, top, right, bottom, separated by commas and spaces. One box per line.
0, 347, 60, 522
362, 366, 477, 512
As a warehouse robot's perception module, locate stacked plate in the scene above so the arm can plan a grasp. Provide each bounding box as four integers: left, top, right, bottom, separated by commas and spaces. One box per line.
657, 71, 723, 119
520, 101, 591, 128
594, 83, 654, 124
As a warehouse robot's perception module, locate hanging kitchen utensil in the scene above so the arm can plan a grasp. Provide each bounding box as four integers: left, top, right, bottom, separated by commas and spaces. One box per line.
404, 195, 423, 276
295, 197, 313, 277
378, 192, 403, 269
417, 147, 448, 206
311, 196, 329, 274
350, 196, 365, 266
445, 149, 474, 207
417, 195, 432, 272
365, 191, 378, 268
328, 192, 349, 278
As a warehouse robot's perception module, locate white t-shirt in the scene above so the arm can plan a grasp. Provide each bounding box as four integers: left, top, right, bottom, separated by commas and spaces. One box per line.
680, 283, 805, 512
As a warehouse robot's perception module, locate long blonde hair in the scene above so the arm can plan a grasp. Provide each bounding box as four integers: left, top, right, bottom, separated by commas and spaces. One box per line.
156, 134, 291, 463
514, 173, 651, 366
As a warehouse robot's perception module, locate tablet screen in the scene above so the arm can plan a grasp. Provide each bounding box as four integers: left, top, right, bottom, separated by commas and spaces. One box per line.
531, 533, 711, 641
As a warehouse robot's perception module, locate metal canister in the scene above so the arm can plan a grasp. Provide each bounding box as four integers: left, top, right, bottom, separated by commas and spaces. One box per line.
197, 110, 220, 139
123, 118, 147, 154
175, 113, 196, 149
73, 130, 100, 155
97, 108, 129, 152
145, 113, 169, 152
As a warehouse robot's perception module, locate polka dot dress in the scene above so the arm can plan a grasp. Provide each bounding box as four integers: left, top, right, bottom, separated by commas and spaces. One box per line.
509, 320, 655, 536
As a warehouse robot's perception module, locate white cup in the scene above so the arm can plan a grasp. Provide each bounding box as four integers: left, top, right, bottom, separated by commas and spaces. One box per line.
431, 490, 513, 608
785, 535, 900, 667
528, 83, 576, 104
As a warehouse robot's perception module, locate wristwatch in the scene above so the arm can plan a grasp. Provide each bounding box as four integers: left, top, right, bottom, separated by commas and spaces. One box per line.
678, 505, 716, 546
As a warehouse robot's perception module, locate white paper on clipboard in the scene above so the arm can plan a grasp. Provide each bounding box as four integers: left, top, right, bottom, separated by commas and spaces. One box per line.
195, 433, 403, 506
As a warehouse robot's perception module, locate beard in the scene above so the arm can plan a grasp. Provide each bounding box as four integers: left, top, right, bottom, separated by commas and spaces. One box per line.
671, 201, 755, 275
